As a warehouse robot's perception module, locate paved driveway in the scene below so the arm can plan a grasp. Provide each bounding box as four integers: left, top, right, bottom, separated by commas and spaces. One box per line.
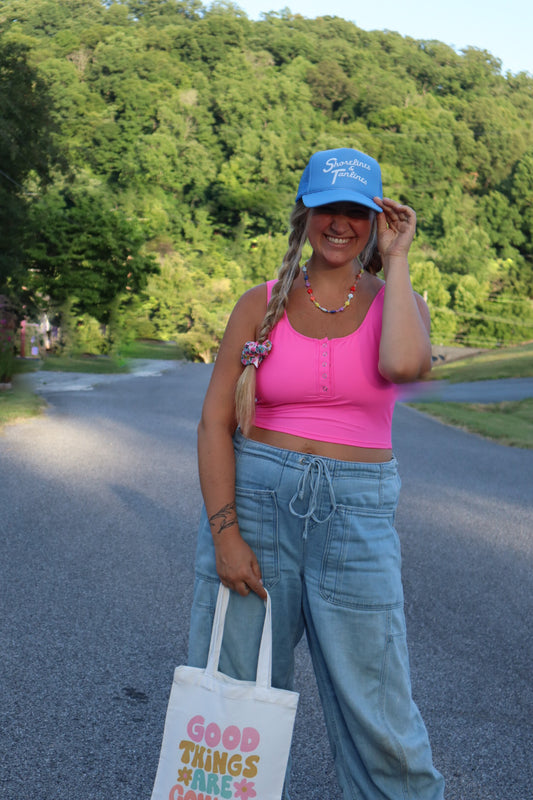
400, 376, 533, 403
1, 363, 532, 800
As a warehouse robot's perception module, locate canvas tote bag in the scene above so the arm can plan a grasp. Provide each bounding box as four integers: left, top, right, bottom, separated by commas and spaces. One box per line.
150, 584, 299, 800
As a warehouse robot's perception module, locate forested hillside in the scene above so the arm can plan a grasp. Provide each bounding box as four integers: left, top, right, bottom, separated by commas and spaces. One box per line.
1, 0, 533, 360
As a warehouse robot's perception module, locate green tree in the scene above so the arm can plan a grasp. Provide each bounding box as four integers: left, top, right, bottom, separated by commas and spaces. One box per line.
509, 150, 533, 259
0, 40, 59, 293
123, 239, 248, 361
409, 259, 457, 344
477, 191, 525, 259
26, 183, 157, 346
432, 188, 492, 278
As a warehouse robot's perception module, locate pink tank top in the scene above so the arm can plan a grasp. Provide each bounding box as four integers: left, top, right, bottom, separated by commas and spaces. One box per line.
254, 279, 398, 448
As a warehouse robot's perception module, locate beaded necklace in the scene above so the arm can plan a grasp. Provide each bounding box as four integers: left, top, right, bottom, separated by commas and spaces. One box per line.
302, 261, 363, 314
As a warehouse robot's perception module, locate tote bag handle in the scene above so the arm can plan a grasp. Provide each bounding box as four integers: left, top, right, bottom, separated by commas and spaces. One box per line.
205, 584, 273, 690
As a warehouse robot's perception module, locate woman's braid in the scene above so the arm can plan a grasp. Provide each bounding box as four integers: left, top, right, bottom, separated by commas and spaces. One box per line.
235, 202, 309, 435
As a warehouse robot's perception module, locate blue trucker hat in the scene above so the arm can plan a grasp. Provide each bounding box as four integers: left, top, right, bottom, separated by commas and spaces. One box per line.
296, 148, 383, 212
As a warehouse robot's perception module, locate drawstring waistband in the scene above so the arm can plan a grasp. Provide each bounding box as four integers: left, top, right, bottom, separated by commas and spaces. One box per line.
289, 457, 337, 537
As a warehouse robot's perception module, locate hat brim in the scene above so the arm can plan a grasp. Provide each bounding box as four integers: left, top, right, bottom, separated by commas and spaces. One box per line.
301, 190, 383, 213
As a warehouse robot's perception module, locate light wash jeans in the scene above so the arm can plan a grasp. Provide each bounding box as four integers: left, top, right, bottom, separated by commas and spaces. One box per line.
188, 430, 445, 800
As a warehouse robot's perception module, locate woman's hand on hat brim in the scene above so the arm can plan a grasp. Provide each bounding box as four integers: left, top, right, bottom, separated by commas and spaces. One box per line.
373, 197, 416, 261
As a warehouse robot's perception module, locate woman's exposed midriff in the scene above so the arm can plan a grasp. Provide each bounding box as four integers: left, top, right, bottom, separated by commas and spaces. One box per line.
248, 425, 393, 463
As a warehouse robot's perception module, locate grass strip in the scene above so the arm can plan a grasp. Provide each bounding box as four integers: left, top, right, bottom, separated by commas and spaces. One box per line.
119, 340, 186, 360
0, 388, 46, 431
409, 398, 533, 448
40, 355, 129, 374
430, 342, 533, 383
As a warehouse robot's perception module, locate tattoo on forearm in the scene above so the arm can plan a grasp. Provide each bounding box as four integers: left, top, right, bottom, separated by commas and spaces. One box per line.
209, 502, 238, 535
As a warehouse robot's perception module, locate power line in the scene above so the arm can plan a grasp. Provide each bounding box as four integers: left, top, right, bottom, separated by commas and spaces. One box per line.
0, 168, 26, 190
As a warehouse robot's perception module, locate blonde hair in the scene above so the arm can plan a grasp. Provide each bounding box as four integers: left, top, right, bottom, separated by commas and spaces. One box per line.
235, 202, 379, 435
360, 213, 378, 272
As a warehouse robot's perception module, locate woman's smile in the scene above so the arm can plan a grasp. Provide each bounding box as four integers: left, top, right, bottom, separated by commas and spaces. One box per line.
307, 203, 372, 266
325, 234, 353, 245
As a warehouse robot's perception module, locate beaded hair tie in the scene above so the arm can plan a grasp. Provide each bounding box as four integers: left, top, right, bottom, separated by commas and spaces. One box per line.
241, 340, 272, 368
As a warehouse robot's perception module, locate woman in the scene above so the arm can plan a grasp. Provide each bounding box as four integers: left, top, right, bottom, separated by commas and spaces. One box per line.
188, 148, 445, 799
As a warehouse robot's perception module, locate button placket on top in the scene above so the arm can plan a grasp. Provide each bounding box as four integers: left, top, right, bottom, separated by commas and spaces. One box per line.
319, 338, 330, 396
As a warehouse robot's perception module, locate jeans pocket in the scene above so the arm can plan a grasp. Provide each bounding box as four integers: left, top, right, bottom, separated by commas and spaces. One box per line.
319, 506, 403, 609
235, 487, 280, 587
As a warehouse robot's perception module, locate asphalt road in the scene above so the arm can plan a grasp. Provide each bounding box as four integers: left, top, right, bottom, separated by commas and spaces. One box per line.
400, 376, 533, 404
1, 363, 532, 800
